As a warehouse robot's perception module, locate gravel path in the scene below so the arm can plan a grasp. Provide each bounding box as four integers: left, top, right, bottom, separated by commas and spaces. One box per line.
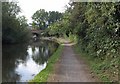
48, 43, 98, 82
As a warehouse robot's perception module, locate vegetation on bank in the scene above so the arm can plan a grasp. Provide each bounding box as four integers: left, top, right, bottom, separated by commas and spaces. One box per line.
43, 2, 119, 82
30, 45, 64, 82
74, 43, 118, 82
2, 2, 31, 44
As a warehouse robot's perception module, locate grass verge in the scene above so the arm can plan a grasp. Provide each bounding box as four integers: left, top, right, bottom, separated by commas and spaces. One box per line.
29, 45, 64, 82
74, 44, 119, 83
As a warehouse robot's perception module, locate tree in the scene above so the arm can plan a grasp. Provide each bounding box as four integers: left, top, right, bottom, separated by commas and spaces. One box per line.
32, 9, 48, 30
18, 16, 28, 28
2, 2, 31, 44
32, 9, 63, 30
48, 11, 62, 24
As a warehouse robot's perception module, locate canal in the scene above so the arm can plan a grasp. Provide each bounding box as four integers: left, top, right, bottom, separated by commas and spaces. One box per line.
2, 40, 59, 82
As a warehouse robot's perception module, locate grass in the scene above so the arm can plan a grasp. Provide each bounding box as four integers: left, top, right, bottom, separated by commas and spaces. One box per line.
74, 44, 119, 83
29, 45, 64, 83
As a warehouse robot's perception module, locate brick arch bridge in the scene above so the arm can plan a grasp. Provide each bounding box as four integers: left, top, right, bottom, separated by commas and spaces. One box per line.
31, 29, 44, 37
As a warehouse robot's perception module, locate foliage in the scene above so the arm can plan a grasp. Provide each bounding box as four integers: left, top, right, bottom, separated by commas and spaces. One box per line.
2, 2, 31, 44
74, 44, 119, 82
47, 2, 120, 82
32, 9, 48, 30
32, 10, 63, 30
47, 11, 71, 37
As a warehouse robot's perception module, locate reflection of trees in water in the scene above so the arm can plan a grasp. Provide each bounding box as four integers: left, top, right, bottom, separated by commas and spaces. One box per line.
2, 40, 59, 82
32, 40, 59, 65
2, 44, 28, 82
31, 46, 36, 53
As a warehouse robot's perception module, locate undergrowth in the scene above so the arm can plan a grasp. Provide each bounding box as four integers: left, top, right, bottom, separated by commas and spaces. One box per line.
74, 44, 119, 83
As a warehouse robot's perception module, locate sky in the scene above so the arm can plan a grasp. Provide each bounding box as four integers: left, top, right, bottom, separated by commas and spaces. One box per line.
11, 0, 70, 23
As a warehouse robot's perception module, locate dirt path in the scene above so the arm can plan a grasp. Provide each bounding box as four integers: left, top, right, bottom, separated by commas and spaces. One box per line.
47, 42, 98, 82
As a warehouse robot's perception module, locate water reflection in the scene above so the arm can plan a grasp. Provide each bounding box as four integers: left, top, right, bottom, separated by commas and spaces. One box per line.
2, 40, 58, 82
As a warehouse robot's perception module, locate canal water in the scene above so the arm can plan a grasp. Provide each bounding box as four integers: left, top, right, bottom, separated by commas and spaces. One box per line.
2, 40, 59, 82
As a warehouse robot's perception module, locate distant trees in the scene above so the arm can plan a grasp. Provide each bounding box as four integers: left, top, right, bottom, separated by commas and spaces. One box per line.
32, 9, 48, 30
31, 9, 63, 30
2, 2, 31, 44
48, 11, 63, 24
47, 12, 70, 37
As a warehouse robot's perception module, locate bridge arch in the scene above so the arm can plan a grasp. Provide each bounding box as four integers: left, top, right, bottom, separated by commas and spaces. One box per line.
32, 32, 39, 37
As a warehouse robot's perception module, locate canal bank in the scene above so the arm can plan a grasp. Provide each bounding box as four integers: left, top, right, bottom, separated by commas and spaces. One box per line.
30, 45, 64, 82
29, 37, 71, 82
